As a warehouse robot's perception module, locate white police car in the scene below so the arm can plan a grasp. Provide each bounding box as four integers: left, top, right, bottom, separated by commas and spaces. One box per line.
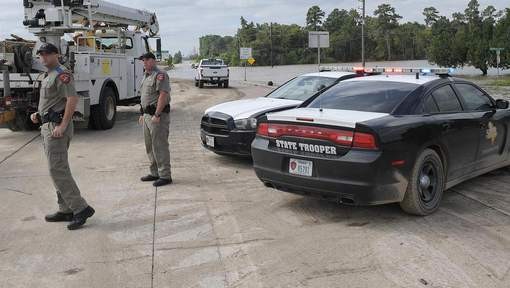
200, 71, 360, 156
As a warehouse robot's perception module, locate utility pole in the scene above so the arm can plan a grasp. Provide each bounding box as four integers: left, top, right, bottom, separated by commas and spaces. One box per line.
359, 0, 366, 68
270, 22, 273, 68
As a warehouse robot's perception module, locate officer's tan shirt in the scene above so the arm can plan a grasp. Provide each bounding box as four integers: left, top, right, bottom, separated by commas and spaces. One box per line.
38, 65, 77, 114
140, 68, 171, 108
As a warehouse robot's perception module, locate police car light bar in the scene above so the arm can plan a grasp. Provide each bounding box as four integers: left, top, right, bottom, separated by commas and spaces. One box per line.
319, 66, 357, 72
319, 66, 454, 76
367, 67, 454, 75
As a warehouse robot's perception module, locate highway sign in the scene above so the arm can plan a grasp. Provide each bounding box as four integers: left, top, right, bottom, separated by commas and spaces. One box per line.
490, 48, 505, 77
308, 31, 330, 48
248, 57, 256, 65
240, 47, 252, 60
309, 31, 330, 72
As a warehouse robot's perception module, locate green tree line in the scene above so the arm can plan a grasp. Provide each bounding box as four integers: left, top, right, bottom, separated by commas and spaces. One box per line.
198, 0, 510, 75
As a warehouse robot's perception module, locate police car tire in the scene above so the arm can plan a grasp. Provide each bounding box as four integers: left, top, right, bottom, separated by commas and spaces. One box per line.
199, 81, 204, 88
218, 82, 222, 88
195, 81, 199, 87
90, 86, 117, 130
223, 81, 229, 88
400, 149, 445, 216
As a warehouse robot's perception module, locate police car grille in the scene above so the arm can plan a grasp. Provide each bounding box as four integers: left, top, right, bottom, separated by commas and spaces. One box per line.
201, 116, 231, 135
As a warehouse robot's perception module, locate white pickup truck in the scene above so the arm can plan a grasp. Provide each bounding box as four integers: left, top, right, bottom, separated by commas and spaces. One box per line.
194, 59, 229, 88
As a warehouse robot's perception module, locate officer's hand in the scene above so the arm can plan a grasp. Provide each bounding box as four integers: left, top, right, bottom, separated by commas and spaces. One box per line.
151, 116, 160, 124
139, 116, 144, 125
52, 124, 66, 138
30, 113, 39, 124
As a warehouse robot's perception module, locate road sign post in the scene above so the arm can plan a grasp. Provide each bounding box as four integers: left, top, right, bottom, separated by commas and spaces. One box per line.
490, 48, 505, 78
240, 47, 252, 81
309, 31, 330, 72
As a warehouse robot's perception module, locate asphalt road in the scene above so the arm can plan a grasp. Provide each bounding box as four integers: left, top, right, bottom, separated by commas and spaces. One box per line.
1, 79, 509, 288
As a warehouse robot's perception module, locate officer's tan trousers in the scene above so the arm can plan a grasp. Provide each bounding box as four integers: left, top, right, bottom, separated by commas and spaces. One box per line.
41, 122, 88, 214
143, 113, 171, 179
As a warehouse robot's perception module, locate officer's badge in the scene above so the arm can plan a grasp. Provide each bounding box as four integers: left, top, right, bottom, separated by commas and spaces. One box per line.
486, 122, 498, 145
157, 73, 165, 81
59, 73, 71, 84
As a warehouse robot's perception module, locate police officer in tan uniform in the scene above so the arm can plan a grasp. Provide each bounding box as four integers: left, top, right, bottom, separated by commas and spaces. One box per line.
30, 43, 94, 230
138, 52, 172, 187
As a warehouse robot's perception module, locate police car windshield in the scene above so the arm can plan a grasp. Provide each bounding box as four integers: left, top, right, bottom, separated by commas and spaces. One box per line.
267, 76, 337, 101
307, 81, 419, 113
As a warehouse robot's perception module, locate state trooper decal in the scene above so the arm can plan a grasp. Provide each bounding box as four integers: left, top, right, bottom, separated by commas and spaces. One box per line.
275, 139, 337, 155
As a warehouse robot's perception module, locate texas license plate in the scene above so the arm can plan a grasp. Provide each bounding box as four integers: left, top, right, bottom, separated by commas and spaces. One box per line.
289, 158, 313, 177
205, 135, 215, 147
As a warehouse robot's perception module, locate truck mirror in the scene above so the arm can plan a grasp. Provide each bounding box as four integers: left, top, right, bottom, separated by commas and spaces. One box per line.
156, 38, 162, 60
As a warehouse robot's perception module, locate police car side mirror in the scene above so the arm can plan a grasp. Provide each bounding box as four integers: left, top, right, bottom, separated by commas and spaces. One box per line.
496, 99, 509, 109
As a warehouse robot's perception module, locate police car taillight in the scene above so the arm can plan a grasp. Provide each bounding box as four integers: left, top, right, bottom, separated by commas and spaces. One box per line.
353, 132, 378, 150
257, 123, 269, 136
258, 123, 379, 150
257, 123, 357, 147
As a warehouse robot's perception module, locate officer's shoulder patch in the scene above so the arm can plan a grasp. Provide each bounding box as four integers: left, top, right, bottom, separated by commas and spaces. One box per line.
157, 72, 166, 81
58, 72, 72, 84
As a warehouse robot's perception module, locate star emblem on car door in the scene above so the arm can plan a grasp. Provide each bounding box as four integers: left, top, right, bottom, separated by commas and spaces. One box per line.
485, 122, 498, 145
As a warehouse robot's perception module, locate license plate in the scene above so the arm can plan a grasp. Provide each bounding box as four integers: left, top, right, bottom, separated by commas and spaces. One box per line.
205, 135, 215, 147
289, 158, 313, 177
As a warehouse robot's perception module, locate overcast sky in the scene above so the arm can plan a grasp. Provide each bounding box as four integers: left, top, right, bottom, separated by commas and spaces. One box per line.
1, 0, 507, 55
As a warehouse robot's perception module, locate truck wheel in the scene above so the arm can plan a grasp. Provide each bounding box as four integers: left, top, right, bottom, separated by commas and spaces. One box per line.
195, 80, 199, 87
90, 85, 117, 130
400, 149, 445, 216
223, 81, 229, 88
8, 110, 38, 131
217, 82, 222, 88
199, 81, 204, 88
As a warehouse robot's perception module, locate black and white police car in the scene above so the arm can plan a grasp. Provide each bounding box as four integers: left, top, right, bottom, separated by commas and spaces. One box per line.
252, 68, 510, 215
200, 71, 361, 156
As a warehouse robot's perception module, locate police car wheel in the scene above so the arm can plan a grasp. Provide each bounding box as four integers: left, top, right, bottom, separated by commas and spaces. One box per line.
90, 86, 117, 130
400, 149, 445, 216
217, 82, 222, 88
223, 81, 229, 88
199, 81, 204, 88
195, 81, 198, 87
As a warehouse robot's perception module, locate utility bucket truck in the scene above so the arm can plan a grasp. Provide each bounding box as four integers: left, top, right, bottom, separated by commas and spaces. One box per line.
0, 0, 162, 131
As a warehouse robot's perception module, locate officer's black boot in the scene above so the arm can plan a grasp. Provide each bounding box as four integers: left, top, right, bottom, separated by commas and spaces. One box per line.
141, 175, 159, 182
45, 212, 74, 222
67, 206, 95, 230
153, 178, 172, 187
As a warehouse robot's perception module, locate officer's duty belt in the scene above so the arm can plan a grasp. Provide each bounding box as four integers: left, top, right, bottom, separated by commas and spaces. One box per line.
41, 110, 64, 124
141, 104, 170, 116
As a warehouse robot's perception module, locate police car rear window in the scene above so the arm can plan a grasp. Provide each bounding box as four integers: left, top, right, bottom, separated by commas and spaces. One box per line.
307, 81, 419, 113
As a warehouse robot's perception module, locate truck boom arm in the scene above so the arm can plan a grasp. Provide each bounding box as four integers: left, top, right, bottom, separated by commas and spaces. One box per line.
24, 0, 159, 36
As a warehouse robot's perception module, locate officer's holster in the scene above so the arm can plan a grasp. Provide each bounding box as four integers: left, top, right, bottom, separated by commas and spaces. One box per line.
41, 109, 64, 124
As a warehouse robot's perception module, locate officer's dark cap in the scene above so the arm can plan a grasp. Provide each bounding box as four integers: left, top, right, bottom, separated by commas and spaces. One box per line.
139, 52, 156, 60
36, 43, 59, 55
